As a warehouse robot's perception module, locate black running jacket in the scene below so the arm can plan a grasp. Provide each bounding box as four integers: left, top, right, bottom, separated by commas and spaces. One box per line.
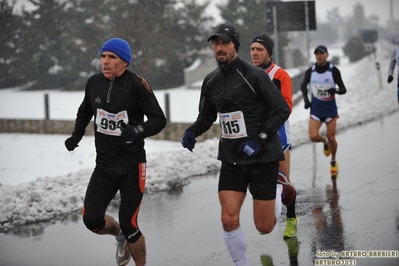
71, 69, 167, 165
187, 57, 290, 165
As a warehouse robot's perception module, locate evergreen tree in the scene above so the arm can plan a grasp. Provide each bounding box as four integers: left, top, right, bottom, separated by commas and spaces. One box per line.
218, 0, 289, 66
93, 0, 212, 89
151, 0, 213, 88
3, 0, 212, 90
14, 0, 85, 90
65, 0, 212, 90
0, 0, 23, 87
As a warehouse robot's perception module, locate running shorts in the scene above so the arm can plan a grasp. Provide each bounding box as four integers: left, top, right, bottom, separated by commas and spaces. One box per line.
218, 161, 279, 200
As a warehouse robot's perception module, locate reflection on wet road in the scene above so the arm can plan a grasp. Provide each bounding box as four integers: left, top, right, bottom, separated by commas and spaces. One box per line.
311, 181, 347, 258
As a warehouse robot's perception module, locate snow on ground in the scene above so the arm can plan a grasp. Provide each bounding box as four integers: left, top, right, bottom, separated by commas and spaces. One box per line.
0, 41, 398, 231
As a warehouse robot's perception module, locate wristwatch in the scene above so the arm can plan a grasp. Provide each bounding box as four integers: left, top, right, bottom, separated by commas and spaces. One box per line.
258, 132, 268, 140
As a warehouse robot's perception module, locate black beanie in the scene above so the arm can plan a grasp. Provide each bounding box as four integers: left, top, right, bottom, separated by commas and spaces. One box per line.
251, 34, 274, 56
208, 22, 240, 52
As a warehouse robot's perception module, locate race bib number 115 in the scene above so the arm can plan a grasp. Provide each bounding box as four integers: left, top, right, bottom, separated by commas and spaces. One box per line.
218, 111, 247, 139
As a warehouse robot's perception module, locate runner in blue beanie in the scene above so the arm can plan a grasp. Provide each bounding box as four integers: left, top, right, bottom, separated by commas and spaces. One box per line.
98, 38, 132, 66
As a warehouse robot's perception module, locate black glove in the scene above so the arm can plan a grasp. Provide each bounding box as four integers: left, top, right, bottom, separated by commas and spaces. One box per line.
121, 122, 144, 144
337, 87, 346, 95
328, 87, 347, 95
181, 130, 196, 152
65, 135, 81, 151
327, 88, 337, 95
304, 98, 311, 109
388, 75, 394, 83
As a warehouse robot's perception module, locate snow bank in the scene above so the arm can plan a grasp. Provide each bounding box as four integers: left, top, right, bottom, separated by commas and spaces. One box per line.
0, 41, 398, 232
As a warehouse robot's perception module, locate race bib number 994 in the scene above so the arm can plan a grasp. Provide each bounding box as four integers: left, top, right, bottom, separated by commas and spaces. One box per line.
218, 111, 247, 139
96, 109, 128, 136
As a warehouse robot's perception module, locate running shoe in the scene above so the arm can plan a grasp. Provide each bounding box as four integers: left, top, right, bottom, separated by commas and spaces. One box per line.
116, 239, 131, 266
283, 215, 298, 238
323, 140, 331, 156
277, 172, 296, 206
330, 161, 339, 175
260, 254, 274, 266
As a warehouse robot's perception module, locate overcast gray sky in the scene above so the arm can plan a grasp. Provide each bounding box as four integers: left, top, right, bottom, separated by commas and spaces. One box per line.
314, 0, 397, 25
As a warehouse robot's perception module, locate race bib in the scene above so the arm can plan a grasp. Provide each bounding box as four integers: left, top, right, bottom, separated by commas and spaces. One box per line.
311, 84, 331, 100
95, 109, 128, 136
218, 111, 247, 139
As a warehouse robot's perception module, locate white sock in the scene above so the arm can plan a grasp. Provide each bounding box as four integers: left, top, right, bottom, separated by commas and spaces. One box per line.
223, 226, 249, 266
116, 230, 125, 242
275, 184, 282, 222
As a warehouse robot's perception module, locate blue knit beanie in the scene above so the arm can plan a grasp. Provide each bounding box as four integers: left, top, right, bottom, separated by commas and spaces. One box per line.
98, 38, 132, 66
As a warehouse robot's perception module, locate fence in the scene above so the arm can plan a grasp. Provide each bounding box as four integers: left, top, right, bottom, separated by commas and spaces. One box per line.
0, 118, 220, 142
0, 90, 221, 141
0, 72, 305, 141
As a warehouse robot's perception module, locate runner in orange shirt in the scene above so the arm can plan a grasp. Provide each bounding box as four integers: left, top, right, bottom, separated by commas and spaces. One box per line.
250, 34, 298, 239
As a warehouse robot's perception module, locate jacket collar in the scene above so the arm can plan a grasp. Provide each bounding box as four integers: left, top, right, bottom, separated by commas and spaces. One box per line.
103, 69, 128, 82
260, 59, 273, 71
220, 56, 240, 75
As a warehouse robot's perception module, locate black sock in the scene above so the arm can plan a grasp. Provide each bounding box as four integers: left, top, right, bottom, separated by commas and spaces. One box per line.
286, 194, 297, 218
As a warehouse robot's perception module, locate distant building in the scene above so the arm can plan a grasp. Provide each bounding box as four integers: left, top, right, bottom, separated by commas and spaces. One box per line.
184, 50, 217, 89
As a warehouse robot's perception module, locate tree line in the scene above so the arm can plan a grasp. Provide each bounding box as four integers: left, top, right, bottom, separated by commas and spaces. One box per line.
3, 0, 375, 91
1, 0, 294, 91
1, 0, 216, 90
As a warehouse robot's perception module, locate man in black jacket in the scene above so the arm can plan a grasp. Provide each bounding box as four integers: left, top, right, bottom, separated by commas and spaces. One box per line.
65, 38, 166, 266
181, 23, 294, 266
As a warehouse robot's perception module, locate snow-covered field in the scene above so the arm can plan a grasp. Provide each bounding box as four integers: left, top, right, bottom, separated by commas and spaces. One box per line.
0, 41, 398, 231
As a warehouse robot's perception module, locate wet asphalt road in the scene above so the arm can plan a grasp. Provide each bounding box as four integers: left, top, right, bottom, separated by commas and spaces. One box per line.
1, 110, 399, 266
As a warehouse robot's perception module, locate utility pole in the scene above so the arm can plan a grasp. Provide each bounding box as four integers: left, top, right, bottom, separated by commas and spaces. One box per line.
305, 1, 310, 64
272, 5, 279, 65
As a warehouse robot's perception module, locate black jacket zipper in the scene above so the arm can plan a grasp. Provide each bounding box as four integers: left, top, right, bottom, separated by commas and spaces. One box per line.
106, 78, 114, 103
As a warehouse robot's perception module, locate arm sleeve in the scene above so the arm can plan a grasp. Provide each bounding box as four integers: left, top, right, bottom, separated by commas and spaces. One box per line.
72, 88, 94, 140
388, 49, 397, 76
300, 68, 312, 102
136, 77, 167, 137
259, 73, 291, 135
186, 75, 218, 137
332, 66, 347, 95
276, 69, 293, 112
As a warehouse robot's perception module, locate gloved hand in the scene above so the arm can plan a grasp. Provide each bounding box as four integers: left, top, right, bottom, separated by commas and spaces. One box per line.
328, 87, 346, 95
65, 135, 81, 151
388, 75, 394, 83
181, 130, 196, 152
304, 98, 311, 109
337, 87, 346, 95
121, 122, 143, 144
327, 88, 337, 95
239, 139, 262, 158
